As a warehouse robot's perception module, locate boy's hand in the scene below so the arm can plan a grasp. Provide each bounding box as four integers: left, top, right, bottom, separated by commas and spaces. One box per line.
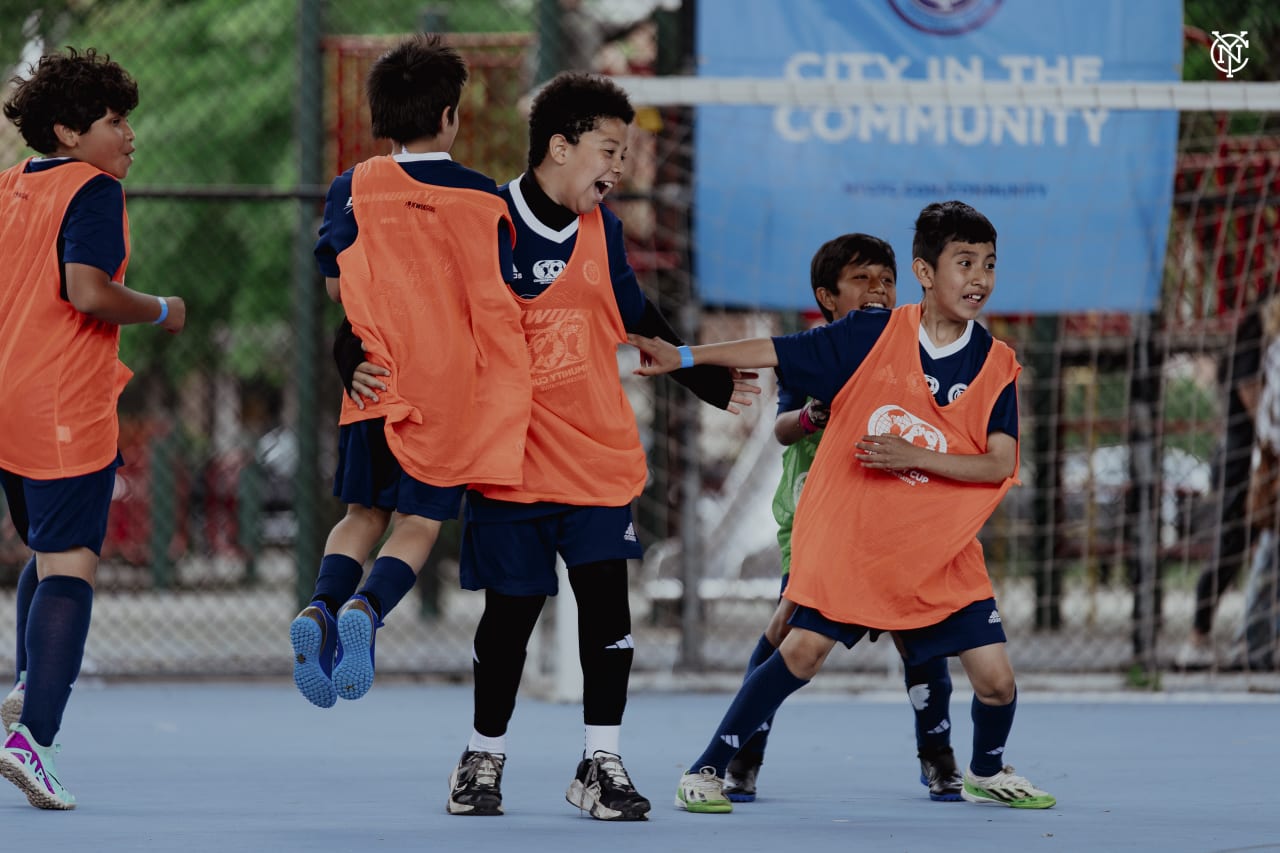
727, 368, 761, 414
349, 350, 390, 410
854, 433, 921, 471
627, 334, 682, 375
803, 399, 829, 429
160, 296, 186, 334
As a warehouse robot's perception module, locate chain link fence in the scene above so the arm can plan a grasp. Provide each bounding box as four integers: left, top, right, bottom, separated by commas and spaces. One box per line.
0, 0, 1278, 686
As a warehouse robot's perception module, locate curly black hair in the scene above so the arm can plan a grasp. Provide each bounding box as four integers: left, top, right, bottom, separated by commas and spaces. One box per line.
527, 72, 635, 172
3, 47, 138, 155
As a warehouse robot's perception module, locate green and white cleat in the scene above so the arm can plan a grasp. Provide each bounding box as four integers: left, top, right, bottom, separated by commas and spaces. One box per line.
675, 766, 733, 814
961, 766, 1056, 809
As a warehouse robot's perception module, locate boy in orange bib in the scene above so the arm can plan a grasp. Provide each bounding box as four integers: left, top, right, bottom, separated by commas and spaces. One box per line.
0, 47, 187, 810
631, 201, 1055, 814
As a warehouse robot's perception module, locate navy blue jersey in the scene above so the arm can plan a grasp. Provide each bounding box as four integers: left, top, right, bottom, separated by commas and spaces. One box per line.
26, 158, 126, 281
314, 152, 513, 281
499, 174, 646, 326
776, 380, 806, 416
773, 307, 1018, 438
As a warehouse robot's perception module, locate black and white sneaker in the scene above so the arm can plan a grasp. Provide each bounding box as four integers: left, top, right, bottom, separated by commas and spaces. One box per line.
919, 747, 964, 802
448, 750, 505, 816
565, 750, 651, 821
723, 755, 761, 802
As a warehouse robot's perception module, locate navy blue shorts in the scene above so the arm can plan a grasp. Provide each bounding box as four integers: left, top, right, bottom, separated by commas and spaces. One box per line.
332, 420, 464, 521
1, 453, 122, 555
459, 504, 644, 596
894, 598, 1006, 666
788, 597, 1005, 665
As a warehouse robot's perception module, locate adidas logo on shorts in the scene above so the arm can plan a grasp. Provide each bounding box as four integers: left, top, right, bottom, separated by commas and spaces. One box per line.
988, 610, 1002, 624
623, 522, 637, 543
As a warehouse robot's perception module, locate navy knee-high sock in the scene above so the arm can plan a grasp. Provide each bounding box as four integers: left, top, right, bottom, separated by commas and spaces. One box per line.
689, 651, 809, 777
19, 576, 93, 746
734, 634, 778, 763
970, 691, 1017, 777
312, 554, 364, 616
358, 556, 417, 621
904, 656, 952, 755
13, 555, 36, 682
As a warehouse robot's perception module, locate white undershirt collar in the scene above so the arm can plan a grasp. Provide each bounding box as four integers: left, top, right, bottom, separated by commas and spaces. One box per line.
392, 149, 451, 162
509, 174, 578, 243
919, 320, 973, 360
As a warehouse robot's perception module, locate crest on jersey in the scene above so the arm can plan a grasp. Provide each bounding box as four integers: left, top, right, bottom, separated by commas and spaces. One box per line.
533, 258, 565, 284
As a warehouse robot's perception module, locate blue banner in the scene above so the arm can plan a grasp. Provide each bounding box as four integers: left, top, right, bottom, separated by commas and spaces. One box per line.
693, 0, 1181, 313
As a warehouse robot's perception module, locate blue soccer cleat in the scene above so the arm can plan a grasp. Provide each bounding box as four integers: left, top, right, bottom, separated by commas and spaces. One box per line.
332, 594, 383, 701
290, 602, 338, 708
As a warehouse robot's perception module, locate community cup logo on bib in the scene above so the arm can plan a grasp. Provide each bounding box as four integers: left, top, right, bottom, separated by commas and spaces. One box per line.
867, 404, 947, 453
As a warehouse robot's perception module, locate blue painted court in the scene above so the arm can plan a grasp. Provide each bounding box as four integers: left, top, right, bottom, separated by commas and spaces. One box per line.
0, 681, 1274, 852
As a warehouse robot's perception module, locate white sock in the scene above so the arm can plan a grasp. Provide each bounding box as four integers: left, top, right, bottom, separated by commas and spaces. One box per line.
584, 724, 620, 757
468, 729, 506, 755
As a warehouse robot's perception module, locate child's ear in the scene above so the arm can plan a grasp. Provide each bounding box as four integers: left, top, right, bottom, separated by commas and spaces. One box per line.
53, 123, 79, 149
549, 133, 570, 165
815, 286, 838, 314
911, 257, 934, 289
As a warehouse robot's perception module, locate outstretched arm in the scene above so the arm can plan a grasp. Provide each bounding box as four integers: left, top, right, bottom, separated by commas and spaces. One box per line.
628, 333, 780, 375
855, 431, 1017, 484
632, 301, 759, 412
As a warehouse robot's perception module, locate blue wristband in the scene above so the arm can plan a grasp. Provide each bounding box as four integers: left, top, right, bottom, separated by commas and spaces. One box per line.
677, 344, 694, 369
152, 296, 168, 325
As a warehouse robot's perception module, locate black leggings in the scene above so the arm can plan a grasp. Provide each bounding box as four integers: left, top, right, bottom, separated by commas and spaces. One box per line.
471, 559, 634, 736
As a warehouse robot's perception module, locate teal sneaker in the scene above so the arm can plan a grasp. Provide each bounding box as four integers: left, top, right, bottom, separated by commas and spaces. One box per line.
1, 672, 25, 732
0, 723, 75, 809
290, 603, 338, 708
961, 766, 1056, 809
674, 767, 732, 814
332, 594, 383, 701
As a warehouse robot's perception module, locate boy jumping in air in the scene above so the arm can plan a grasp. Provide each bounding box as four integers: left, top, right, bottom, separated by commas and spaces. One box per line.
290, 34, 530, 708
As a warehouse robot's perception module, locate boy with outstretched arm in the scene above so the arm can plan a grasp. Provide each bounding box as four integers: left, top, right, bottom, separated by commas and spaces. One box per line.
630, 201, 1055, 814
724, 232, 964, 806
339, 71, 757, 821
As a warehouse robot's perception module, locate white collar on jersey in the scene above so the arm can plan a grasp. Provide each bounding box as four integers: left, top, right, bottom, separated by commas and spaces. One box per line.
509, 173, 579, 244
393, 149, 452, 162
918, 319, 974, 360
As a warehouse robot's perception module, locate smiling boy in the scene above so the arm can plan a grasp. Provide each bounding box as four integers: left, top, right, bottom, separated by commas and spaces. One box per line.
629, 201, 1055, 815
441, 72, 758, 822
